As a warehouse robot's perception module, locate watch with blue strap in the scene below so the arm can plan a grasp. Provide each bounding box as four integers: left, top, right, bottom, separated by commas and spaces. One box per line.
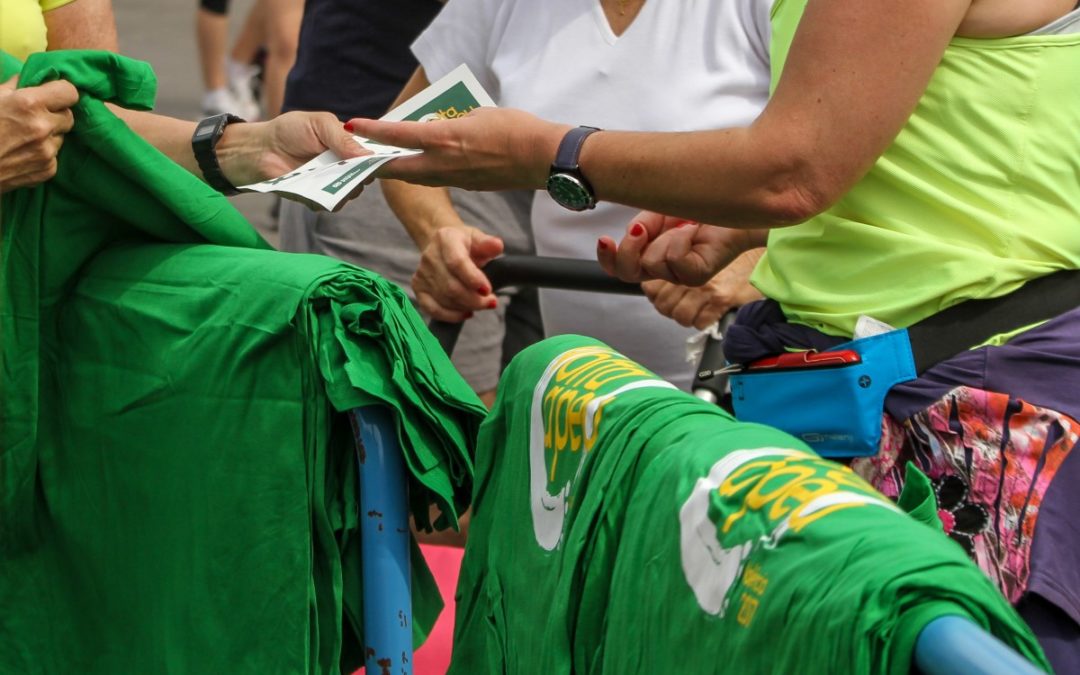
546, 125, 601, 211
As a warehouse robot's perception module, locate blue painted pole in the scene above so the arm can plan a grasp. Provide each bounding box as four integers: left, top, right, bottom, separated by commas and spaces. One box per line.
351, 406, 413, 675
914, 615, 1045, 675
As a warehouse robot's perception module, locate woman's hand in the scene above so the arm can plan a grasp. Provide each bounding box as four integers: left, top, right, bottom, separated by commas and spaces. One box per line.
0, 77, 78, 193
412, 224, 504, 322
642, 248, 765, 329
597, 210, 765, 285
347, 108, 569, 192
217, 111, 369, 189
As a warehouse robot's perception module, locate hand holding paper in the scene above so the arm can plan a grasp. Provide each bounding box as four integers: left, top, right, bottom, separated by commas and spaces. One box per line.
240, 64, 495, 211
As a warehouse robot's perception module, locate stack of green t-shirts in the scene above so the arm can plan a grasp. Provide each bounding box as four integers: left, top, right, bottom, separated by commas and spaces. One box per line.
452, 334, 746, 673
454, 335, 1051, 674
1, 50, 485, 673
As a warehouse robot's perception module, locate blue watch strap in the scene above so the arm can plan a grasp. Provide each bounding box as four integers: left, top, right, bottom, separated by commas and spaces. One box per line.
552, 126, 601, 171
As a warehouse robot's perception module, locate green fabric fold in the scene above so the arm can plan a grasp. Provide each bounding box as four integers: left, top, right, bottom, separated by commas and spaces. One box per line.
2, 50, 484, 673
897, 462, 944, 531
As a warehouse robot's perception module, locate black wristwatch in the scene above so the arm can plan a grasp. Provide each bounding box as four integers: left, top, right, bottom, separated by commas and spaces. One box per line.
546, 125, 601, 212
192, 113, 245, 195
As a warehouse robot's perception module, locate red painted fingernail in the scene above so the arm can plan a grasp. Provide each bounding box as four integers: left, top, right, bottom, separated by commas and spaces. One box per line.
487, 299, 498, 310
597, 239, 610, 251
630, 223, 645, 237
476, 285, 491, 296
343, 121, 354, 132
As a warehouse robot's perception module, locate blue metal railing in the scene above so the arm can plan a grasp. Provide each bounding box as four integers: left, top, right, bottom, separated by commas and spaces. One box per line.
351, 406, 413, 675
915, 615, 1046, 675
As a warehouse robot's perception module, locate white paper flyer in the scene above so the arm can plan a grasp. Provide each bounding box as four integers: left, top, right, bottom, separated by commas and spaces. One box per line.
239, 64, 495, 211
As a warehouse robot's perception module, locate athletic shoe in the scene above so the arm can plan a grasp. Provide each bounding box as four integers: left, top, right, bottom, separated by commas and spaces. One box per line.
201, 87, 240, 118
227, 59, 262, 121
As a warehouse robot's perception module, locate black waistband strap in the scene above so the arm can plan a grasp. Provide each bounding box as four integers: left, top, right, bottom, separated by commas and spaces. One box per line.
907, 269, 1080, 374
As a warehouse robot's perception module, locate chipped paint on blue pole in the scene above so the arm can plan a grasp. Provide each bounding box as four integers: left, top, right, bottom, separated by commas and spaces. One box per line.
351, 406, 413, 675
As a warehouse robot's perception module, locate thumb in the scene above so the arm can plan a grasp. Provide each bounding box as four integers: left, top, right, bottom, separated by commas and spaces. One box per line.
333, 131, 368, 160
1, 75, 18, 92
316, 116, 368, 159
468, 231, 504, 267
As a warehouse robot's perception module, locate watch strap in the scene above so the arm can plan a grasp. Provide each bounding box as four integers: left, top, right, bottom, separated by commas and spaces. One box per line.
552, 125, 600, 171
192, 113, 245, 196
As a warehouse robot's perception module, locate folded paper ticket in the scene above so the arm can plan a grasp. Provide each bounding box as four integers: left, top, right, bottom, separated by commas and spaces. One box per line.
240, 64, 495, 211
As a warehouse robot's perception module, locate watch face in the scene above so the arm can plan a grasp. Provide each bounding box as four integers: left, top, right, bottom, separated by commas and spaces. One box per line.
547, 173, 596, 212
195, 121, 217, 138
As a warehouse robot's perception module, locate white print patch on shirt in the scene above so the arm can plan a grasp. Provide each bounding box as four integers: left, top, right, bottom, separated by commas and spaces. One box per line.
529, 346, 675, 551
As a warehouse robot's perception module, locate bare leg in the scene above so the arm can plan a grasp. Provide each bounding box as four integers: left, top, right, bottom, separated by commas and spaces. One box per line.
228, 1, 264, 65
195, 7, 229, 92
259, 0, 305, 118
225, 2, 267, 120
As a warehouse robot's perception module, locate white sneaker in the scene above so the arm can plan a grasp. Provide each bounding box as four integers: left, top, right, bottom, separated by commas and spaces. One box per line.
227, 59, 262, 121
201, 88, 240, 117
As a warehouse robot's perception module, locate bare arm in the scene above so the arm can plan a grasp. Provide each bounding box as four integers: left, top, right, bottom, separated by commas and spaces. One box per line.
43, 0, 118, 51
579, 0, 971, 226
353, 0, 972, 229
30, 0, 363, 197
381, 68, 504, 321
106, 108, 364, 190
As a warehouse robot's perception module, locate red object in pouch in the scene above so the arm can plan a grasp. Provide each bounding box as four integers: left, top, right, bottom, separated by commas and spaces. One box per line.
746, 349, 862, 372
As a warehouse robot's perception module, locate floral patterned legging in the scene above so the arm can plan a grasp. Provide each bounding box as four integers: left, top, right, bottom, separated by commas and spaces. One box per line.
853, 385, 1079, 604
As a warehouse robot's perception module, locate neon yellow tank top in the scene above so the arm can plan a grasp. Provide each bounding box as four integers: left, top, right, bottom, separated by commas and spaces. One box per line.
1, 0, 79, 61
752, 0, 1080, 337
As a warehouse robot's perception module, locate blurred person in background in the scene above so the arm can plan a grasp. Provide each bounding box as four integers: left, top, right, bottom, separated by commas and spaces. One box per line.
277, 0, 541, 409
195, 0, 261, 119
196, 0, 301, 119
380, 0, 771, 392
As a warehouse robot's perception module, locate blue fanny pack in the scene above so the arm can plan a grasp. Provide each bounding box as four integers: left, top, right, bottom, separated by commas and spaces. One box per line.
730, 329, 917, 458
724, 269, 1080, 459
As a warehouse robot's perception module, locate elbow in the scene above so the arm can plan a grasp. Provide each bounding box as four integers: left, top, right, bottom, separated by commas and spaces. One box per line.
760, 182, 831, 227
757, 161, 842, 228
743, 122, 856, 227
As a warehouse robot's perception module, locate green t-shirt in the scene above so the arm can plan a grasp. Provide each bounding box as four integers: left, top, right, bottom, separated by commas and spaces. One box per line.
1, 50, 485, 673
455, 336, 1049, 674
452, 335, 739, 674
600, 441, 1049, 674
753, 0, 1080, 337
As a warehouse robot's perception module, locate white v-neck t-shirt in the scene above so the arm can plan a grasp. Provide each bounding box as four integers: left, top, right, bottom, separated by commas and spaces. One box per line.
414, 0, 771, 390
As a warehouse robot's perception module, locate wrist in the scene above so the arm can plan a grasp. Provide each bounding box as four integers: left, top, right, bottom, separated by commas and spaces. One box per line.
192, 113, 247, 194
388, 183, 468, 249
213, 120, 267, 188
718, 226, 764, 256
419, 216, 471, 250
528, 121, 573, 189
742, 228, 769, 251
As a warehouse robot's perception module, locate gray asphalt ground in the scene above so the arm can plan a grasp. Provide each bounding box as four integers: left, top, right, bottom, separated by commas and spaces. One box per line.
113, 0, 279, 246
